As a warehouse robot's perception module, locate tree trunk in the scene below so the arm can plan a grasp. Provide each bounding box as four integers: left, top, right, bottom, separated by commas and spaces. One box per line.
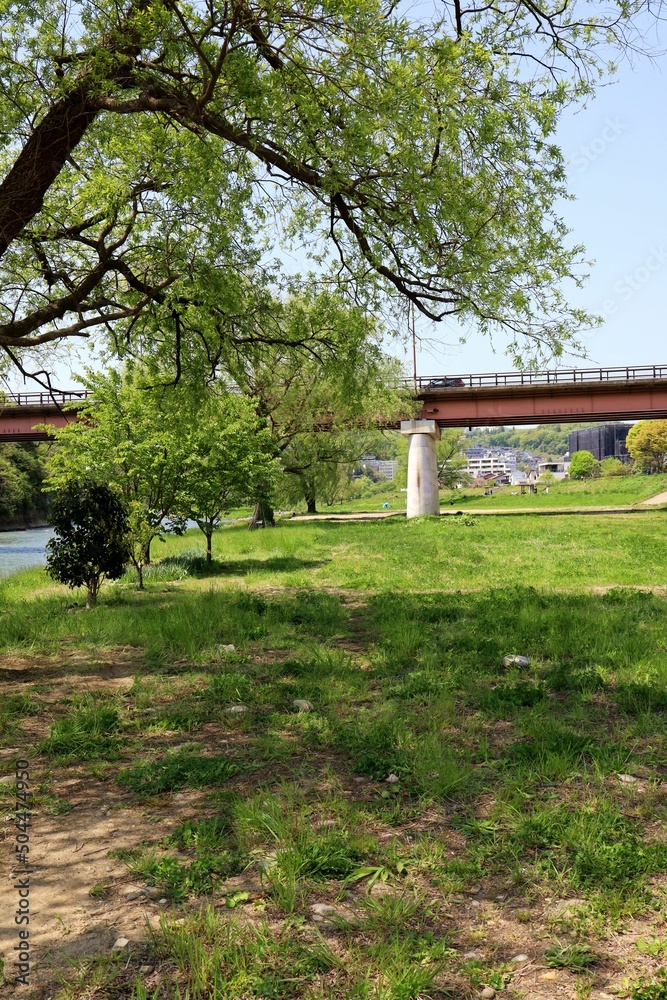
143, 539, 151, 565
205, 529, 213, 564
86, 577, 99, 609
305, 491, 317, 514
248, 501, 275, 529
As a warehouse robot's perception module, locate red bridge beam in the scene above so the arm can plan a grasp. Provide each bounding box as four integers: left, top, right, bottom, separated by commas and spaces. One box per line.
0, 405, 76, 441
416, 378, 667, 428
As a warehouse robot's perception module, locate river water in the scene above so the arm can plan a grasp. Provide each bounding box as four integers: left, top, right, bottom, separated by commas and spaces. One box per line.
0, 526, 53, 578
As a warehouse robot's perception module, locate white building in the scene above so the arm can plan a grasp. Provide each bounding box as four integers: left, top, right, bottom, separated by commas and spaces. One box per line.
466, 449, 518, 480
538, 461, 570, 480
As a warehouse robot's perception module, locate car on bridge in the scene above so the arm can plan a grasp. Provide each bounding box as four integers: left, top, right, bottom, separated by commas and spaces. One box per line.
425, 377, 465, 388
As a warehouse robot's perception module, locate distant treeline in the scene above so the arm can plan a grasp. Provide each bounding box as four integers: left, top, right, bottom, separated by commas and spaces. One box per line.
0, 443, 50, 528
464, 423, 595, 461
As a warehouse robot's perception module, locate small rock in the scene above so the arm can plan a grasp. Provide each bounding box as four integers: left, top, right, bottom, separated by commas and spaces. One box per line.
310, 903, 338, 918
469, 885, 481, 894
385, 773, 400, 784
617, 773, 638, 784
158, 898, 168, 905
481, 989, 496, 999
218, 644, 236, 653
293, 699, 314, 712
511, 954, 529, 962
142, 887, 161, 899
173, 792, 188, 802
125, 890, 142, 901
471, 900, 480, 907
226, 704, 249, 714
142, 708, 157, 714
495, 894, 505, 901
502, 654, 531, 668
0, 775, 14, 785
112, 937, 129, 950
463, 950, 482, 959
138, 966, 154, 975
353, 776, 366, 784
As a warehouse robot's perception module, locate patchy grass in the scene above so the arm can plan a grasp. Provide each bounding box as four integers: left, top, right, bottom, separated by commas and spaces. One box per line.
2, 516, 667, 998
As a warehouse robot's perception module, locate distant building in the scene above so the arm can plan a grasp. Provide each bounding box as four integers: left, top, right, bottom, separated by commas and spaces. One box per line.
568, 424, 631, 462
356, 455, 397, 480
465, 447, 535, 480
538, 461, 570, 481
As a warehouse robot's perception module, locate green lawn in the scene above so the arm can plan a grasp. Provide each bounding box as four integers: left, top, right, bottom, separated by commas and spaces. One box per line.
300, 473, 667, 514
3, 517, 667, 999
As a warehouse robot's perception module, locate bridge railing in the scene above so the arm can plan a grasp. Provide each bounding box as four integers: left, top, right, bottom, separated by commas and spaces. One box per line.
408, 364, 667, 390
0, 390, 91, 407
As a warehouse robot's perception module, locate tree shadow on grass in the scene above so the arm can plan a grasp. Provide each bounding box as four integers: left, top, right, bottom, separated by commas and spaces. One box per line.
156, 553, 329, 578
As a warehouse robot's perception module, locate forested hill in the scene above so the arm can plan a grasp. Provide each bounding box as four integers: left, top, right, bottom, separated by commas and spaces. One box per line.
463, 423, 596, 460
0, 443, 50, 529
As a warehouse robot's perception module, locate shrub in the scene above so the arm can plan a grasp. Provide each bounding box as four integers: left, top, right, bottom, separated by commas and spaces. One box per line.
46, 481, 130, 607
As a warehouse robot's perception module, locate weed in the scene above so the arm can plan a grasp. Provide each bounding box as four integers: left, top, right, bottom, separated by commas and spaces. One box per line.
118, 750, 238, 795
632, 970, 667, 1000
544, 942, 597, 971
39, 703, 120, 760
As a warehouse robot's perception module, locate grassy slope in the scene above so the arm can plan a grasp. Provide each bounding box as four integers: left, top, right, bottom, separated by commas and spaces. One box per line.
316, 473, 667, 514
3, 517, 667, 999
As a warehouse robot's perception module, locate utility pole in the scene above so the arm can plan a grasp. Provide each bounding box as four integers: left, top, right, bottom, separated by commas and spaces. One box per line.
411, 301, 417, 390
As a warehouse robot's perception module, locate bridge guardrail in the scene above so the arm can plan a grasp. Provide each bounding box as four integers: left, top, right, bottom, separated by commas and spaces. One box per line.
406, 364, 667, 391
0, 390, 91, 407
3, 365, 667, 406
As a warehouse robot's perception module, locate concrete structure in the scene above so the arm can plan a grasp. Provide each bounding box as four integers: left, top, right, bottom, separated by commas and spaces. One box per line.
400, 419, 441, 518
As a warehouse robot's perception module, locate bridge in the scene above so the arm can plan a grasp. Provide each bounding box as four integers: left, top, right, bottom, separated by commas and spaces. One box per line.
0, 390, 89, 441
411, 364, 667, 427
4, 366, 667, 518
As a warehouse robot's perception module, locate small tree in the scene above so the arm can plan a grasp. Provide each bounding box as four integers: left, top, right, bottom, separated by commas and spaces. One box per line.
46, 482, 130, 608
177, 395, 279, 562
569, 450, 600, 480
626, 421, 667, 474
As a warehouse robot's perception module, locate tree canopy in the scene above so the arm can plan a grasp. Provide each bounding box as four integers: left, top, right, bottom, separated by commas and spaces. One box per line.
0, 0, 654, 376
626, 420, 667, 474
569, 449, 600, 479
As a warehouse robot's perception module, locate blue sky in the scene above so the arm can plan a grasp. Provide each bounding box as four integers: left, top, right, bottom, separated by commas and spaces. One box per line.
404, 47, 667, 377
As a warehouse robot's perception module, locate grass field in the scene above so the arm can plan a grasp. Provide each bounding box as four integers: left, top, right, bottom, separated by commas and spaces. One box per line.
2, 516, 667, 999
311, 473, 667, 514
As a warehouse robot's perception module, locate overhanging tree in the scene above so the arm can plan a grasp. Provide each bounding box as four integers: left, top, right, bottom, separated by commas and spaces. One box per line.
220, 294, 414, 514
0, 0, 653, 376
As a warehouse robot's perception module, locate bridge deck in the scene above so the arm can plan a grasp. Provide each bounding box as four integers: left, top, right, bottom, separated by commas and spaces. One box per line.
2, 366, 667, 437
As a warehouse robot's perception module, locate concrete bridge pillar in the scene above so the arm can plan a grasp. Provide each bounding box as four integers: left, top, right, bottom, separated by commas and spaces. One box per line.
401, 419, 441, 518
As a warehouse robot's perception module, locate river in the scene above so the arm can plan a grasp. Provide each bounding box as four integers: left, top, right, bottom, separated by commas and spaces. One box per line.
0, 526, 53, 578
